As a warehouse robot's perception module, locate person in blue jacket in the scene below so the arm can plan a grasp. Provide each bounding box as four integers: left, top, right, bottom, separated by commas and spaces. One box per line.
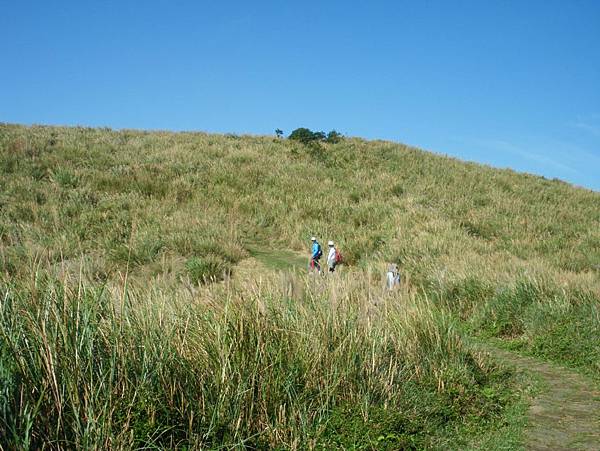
310, 236, 323, 273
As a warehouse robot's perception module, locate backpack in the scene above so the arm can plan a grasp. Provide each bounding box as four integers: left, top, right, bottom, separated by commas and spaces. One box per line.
335, 249, 342, 264
315, 243, 323, 260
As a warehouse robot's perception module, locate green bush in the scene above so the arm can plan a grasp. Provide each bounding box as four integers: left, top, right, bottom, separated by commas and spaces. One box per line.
325, 130, 343, 144
288, 127, 324, 145
288, 128, 343, 145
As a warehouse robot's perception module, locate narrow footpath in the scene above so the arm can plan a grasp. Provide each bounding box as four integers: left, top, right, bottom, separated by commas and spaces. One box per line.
486, 347, 600, 450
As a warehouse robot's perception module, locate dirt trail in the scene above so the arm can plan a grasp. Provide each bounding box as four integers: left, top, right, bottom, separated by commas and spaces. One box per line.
485, 346, 600, 450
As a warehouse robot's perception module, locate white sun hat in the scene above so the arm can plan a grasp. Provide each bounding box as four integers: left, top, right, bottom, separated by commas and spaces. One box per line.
328, 240, 334, 246
311, 236, 316, 241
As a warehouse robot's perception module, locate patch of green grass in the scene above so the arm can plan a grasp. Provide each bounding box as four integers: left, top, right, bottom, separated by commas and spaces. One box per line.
317, 366, 528, 450
247, 246, 308, 271
185, 255, 229, 284
467, 281, 600, 382
52, 168, 79, 188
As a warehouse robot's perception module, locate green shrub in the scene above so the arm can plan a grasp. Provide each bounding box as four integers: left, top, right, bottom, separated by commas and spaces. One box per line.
325, 130, 343, 144
288, 128, 343, 145
289, 127, 322, 145
287, 128, 322, 143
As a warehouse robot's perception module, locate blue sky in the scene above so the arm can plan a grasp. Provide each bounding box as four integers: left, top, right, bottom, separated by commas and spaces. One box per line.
1, 1, 599, 191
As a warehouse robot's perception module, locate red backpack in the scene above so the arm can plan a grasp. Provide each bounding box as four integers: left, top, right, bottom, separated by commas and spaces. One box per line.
335, 248, 343, 264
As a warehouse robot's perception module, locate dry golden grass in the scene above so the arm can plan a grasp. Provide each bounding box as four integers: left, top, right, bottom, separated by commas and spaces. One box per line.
0, 123, 598, 448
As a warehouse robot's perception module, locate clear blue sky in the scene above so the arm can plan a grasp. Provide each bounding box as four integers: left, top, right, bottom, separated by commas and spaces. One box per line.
1, 1, 599, 191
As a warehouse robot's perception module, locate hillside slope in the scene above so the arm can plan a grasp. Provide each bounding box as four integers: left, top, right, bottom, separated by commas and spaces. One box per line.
1, 123, 598, 448
2, 124, 598, 272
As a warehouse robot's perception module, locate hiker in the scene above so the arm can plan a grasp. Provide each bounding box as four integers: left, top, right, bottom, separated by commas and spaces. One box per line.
327, 240, 337, 273
310, 236, 322, 273
386, 263, 400, 290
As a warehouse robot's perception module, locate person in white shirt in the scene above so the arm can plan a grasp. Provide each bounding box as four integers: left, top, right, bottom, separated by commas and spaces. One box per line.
386, 263, 400, 290
327, 240, 337, 273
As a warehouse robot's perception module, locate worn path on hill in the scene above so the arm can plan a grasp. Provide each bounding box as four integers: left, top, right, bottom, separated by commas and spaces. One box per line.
483, 346, 600, 450
245, 248, 600, 450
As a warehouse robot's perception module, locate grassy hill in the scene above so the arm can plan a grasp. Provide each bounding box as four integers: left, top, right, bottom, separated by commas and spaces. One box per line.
1, 123, 598, 448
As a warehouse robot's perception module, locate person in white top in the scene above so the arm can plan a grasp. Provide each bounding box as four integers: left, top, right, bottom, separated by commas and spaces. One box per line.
386, 263, 400, 290
327, 241, 337, 273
